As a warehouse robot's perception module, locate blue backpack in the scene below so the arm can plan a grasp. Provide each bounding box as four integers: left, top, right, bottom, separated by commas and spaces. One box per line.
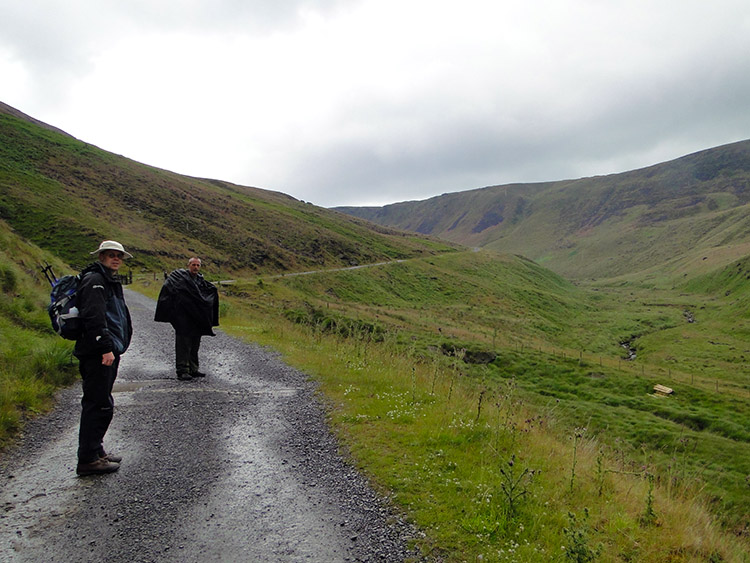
48, 274, 83, 340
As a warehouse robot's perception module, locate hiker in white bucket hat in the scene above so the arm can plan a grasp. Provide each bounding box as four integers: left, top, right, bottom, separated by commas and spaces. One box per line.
75, 240, 133, 476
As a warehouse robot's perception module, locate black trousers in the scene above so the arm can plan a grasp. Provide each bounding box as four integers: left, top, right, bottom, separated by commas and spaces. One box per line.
78, 354, 119, 463
175, 332, 202, 375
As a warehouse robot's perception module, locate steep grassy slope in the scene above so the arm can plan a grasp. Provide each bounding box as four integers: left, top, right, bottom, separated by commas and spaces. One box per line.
0, 219, 78, 445
0, 104, 458, 276
642, 254, 750, 386
270, 250, 591, 352
338, 140, 750, 280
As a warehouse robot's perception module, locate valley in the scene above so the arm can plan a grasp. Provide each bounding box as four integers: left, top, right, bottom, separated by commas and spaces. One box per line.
1, 101, 749, 560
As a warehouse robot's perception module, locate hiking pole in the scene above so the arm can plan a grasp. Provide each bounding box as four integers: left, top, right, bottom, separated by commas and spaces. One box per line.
40, 262, 58, 287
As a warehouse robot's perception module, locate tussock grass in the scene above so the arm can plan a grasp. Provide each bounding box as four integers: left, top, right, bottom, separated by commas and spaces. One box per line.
0, 221, 78, 447
206, 249, 750, 560
0, 322, 77, 446
220, 308, 748, 561
203, 250, 750, 546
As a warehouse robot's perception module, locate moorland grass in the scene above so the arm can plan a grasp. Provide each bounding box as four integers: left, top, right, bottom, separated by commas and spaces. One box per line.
227, 252, 750, 531
217, 303, 749, 561
1, 110, 461, 274
189, 250, 750, 560
0, 245, 78, 447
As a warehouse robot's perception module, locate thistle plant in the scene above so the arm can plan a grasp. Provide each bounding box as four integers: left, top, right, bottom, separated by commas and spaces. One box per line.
447, 348, 465, 403
430, 358, 439, 395
475, 388, 486, 423
570, 427, 586, 494
411, 365, 417, 404
563, 508, 601, 562
498, 454, 536, 518
596, 449, 605, 497
641, 472, 658, 526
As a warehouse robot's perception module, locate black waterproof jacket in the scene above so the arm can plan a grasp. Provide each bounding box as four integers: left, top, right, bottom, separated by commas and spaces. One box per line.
154, 269, 219, 336
74, 262, 132, 358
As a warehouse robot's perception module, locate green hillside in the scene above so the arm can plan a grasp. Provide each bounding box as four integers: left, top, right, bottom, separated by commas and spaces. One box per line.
0, 105, 458, 276
338, 140, 750, 281
0, 218, 79, 445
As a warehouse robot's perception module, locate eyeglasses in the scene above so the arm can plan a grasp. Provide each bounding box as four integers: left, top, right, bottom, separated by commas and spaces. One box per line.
104, 252, 124, 259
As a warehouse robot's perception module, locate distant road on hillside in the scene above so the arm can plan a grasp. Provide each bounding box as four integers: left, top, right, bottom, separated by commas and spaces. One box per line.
0, 291, 418, 562
268, 259, 407, 279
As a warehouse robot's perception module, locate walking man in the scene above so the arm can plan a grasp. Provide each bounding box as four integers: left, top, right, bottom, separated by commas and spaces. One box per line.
154, 257, 219, 380
75, 240, 133, 476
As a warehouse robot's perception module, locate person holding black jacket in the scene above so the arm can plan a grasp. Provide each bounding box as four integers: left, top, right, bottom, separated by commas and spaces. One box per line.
75, 240, 133, 476
154, 257, 219, 381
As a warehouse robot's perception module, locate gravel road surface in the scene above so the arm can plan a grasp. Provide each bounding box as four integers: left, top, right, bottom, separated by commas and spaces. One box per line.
0, 290, 421, 562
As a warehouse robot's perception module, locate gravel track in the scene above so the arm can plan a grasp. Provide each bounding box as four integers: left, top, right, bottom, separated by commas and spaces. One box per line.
0, 290, 422, 562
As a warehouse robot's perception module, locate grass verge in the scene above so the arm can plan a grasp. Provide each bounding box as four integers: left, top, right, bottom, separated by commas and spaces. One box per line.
216, 289, 749, 562
0, 234, 79, 448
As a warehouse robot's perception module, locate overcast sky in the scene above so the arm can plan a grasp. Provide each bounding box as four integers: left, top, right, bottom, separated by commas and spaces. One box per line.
2, 1, 750, 207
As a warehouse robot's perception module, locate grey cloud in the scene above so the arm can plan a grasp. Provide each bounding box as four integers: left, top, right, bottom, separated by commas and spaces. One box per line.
0, 0, 350, 103
103, 0, 350, 33
283, 71, 750, 208
287, 23, 750, 208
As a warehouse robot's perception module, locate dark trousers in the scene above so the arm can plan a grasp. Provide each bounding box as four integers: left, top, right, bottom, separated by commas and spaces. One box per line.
175, 332, 202, 375
78, 355, 119, 463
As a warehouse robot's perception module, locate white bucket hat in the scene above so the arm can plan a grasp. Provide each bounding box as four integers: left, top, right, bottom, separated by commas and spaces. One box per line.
90, 240, 133, 258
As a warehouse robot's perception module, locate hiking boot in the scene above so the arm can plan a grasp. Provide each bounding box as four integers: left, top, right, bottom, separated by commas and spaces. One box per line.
77, 458, 120, 476
100, 452, 122, 463
177, 372, 192, 381
191, 371, 206, 378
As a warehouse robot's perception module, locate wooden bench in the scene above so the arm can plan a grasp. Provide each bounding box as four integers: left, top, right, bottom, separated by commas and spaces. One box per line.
653, 384, 673, 396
